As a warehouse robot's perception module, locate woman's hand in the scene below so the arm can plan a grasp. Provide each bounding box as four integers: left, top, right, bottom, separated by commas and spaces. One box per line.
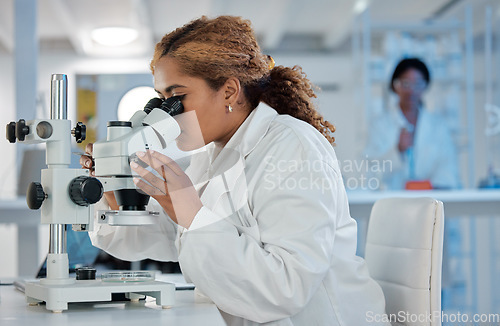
79, 143, 118, 210
79, 143, 95, 176
130, 150, 203, 229
398, 128, 414, 153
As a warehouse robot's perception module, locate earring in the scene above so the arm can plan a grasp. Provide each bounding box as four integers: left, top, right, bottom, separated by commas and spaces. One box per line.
227, 104, 233, 113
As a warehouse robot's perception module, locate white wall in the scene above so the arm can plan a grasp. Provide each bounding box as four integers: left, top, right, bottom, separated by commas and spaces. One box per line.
0, 55, 16, 199
0, 55, 17, 277
270, 54, 362, 170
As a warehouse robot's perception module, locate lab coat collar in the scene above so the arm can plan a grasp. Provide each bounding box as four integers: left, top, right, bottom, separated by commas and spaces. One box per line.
219, 102, 278, 159
190, 103, 277, 213
394, 103, 423, 133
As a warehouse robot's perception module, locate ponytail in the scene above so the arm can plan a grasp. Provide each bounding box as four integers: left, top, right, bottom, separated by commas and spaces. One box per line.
245, 65, 336, 144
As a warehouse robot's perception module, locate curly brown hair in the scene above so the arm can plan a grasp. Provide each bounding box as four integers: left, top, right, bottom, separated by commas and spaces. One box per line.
150, 15, 335, 144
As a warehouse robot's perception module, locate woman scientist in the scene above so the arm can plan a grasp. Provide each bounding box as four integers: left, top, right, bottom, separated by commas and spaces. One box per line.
82, 16, 389, 325
364, 58, 461, 190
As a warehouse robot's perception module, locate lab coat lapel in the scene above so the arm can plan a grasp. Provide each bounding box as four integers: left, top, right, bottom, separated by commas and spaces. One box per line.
198, 152, 245, 212
196, 104, 277, 212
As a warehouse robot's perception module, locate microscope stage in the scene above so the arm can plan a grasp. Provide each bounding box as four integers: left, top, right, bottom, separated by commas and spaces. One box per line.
98, 210, 160, 226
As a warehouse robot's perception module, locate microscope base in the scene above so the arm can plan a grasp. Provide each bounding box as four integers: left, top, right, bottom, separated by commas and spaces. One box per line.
25, 279, 176, 312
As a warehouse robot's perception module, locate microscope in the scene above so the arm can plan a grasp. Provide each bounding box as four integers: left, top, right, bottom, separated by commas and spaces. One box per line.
6, 74, 182, 312
92, 91, 182, 225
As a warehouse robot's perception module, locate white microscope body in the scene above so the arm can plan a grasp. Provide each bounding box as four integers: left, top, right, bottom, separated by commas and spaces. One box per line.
93, 97, 181, 225
6, 74, 179, 312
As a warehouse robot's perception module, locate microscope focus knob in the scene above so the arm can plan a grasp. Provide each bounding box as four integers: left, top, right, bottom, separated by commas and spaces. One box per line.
15, 119, 30, 141
71, 122, 86, 143
69, 176, 103, 206
27, 182, 46, 210
6, 121, 16, 143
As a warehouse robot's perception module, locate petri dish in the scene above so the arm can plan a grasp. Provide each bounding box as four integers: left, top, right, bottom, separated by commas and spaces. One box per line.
101, 271, 155, 283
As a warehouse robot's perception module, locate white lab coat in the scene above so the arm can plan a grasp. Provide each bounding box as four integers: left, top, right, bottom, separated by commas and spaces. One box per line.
363, 103, 461, 190
90, 103, 389, 325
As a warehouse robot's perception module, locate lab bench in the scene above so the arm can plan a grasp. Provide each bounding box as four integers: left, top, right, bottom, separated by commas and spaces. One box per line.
0, 282, 225, 325
346, 188, 500, 219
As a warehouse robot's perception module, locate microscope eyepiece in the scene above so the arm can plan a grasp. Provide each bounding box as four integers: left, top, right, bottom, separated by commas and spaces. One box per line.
143, 97, 184, 117
160, 96, 184, 117
143, 98, 163, 114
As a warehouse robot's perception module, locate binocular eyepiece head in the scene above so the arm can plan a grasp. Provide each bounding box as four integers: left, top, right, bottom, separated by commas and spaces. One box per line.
107, 97, 184, 211
144, 97, 184, 117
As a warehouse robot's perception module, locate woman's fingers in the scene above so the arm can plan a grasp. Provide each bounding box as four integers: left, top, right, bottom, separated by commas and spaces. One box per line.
136, 150, 184, 176
151, 150, 184, 176
130, 161, 168, 193
79, 155, 92, 168
133, 177, 166, 197
85, 143, 93, 155
130, 150, 201, 228
134, 151, 177, 180
140, 151, 169, 176
81, 143, 95, 175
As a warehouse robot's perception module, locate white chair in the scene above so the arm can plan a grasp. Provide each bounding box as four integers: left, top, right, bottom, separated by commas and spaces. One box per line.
365, 197, 444, 326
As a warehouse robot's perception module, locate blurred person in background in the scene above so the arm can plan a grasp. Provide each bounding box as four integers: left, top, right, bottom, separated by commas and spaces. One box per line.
364, 57, 461, 190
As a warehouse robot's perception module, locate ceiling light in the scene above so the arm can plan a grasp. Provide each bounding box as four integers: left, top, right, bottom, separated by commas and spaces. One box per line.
354, 0, 370, 14
91, 27, 139, 47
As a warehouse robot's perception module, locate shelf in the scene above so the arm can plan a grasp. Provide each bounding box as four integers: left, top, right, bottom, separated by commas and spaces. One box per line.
370, 21, 464, 33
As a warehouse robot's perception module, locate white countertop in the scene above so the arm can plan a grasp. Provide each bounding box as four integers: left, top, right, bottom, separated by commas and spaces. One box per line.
346, 188, 500, 218
346, 188, 500, 203
0, 284, 225, 326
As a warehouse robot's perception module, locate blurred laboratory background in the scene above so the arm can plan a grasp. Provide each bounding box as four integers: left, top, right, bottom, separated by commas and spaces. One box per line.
0, 0, 499, 323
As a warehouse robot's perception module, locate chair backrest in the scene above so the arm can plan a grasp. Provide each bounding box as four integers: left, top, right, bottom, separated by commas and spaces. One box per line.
365, 197, 444, 326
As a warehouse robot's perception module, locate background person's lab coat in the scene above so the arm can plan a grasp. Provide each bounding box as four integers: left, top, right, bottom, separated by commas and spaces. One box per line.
364, 103, 461, 190
90, 104, 389, 325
